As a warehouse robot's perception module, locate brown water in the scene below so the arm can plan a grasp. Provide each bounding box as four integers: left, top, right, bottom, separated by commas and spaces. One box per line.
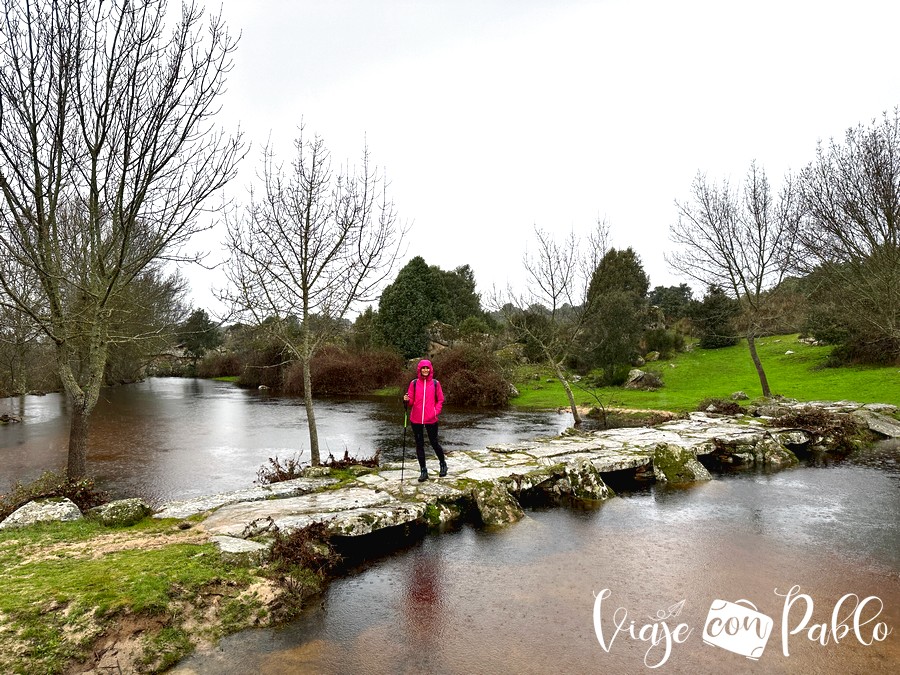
0, 378, 574, 504
173, 455, 900, 674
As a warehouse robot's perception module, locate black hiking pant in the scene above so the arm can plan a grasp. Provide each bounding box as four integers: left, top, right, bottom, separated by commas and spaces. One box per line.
411, 423, 445, 468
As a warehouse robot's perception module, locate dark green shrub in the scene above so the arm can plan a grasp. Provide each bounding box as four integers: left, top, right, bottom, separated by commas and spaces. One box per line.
691, 286, 740, 349
458, 315, 491, 339
583, 363, 632, 388
643, 328, 685, 359
826, 336, 900, 367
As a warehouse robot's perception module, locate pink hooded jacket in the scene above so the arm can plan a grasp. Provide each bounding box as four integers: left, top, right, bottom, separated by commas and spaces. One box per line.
406, 359, 444, 424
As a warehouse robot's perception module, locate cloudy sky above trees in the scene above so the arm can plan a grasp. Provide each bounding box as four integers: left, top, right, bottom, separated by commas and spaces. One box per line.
186, 0, 900, 314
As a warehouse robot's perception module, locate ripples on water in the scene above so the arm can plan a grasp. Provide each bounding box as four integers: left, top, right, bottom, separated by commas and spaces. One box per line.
173, 451, 900, 675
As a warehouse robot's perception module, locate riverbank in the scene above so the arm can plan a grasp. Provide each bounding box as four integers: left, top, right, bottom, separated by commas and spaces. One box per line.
509, 334, 900, 411
1, 399, 898, 673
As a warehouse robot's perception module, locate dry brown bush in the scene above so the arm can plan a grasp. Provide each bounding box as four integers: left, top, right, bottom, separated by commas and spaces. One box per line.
282, 346, 403, 395
428, 345, 510, 407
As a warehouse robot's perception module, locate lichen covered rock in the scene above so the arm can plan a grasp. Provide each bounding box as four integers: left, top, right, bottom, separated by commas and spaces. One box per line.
0, 497, 83, 529
550, 460, 614, 500
88, 498, 152, 527
211, 535, 269, 566
851, 409, 900, 438
470, 481, 525, 527
652, 444, 712, 484
753, 437, 799, 467
502, 466, 558, 496
423, 501, 464, 529
773, 429, 813, 447
329, 503, 427, 536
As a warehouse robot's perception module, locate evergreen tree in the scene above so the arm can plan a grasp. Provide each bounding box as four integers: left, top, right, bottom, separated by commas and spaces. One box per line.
437, 264, 483, 324
377, 256, 451, 357
691, 286, 740, 349
349, 306, 383, 350
584, 247, 649, 377
177, 309, 222, 360
648, 284, 694, 325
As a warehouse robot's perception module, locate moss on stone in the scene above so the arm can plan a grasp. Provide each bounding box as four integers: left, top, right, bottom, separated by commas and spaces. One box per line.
423, 503, 442, 528
87, 498, 152, 527
652, 444, 711, 484
469, 480, 525, 527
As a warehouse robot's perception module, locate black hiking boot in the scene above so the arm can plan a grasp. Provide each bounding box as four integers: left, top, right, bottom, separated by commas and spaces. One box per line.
439, 461, 448, 477
418, 467, 428, 482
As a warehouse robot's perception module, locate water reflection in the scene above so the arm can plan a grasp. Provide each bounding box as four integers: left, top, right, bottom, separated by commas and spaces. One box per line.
401, 549, 447, 663
0, 378, 574, 504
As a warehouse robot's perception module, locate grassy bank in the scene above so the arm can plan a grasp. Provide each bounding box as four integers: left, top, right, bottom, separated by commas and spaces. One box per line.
0, 518, 269, 674
511, 334, 900, 411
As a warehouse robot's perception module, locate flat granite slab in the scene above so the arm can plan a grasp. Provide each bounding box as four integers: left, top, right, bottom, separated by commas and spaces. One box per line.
202, 487, 418, 538
146, 400, 899, 548
154, 477, 339, 519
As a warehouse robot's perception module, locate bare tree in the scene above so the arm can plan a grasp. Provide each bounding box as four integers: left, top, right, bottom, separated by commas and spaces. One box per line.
103, 265, 189, 384
798, 109, 900, 359
0, 0, 244, 478
496, 221, 608, 424
222, 130, 405, 466
668, 162, 801, 397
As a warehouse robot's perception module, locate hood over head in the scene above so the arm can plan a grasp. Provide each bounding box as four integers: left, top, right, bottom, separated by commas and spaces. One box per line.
416, 359, 434, 380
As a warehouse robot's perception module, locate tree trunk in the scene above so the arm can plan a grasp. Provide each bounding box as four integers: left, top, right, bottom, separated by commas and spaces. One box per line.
67, 400, 91, 480
56, 330, 107, 481
746, 334, 772, 397
551, 357, 581, 425
303, 360, 320, 466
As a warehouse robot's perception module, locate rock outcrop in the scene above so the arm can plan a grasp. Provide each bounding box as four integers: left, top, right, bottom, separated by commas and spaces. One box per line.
470, 481, 525, 527
87, 498, 152, 527
851, 408, 900, 438
652, 443, 712, 483
0, 498, 83, 529
4, 399, 895, 564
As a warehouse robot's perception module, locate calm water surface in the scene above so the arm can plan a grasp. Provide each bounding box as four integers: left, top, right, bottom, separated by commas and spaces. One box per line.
174, 457, 900, 674
0, 377, 574, 504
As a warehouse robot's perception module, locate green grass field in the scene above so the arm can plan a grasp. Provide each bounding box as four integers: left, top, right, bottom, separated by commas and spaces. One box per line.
0, 518, 261, 673
510, 334, 900, 412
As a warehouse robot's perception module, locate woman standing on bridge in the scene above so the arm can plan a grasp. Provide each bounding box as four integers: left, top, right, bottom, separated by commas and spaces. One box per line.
403, 359, 448, 482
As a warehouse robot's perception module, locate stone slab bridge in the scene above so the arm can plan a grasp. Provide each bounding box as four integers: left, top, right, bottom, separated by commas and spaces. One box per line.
152, 400, 900, 562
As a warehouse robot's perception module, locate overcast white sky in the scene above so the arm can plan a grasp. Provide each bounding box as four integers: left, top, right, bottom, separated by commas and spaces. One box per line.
184, 0, 900, 315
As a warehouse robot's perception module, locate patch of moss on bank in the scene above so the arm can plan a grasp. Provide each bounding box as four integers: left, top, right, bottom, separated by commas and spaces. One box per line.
0, 519, 267, 674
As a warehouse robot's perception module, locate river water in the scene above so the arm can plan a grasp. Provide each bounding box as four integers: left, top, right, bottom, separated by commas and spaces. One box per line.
2, 378, 898, 673
175, 456, 900, 674
0, 377, 575, 504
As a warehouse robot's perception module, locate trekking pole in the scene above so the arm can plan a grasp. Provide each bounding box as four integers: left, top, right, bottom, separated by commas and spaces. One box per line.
400, 399, 408, 484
